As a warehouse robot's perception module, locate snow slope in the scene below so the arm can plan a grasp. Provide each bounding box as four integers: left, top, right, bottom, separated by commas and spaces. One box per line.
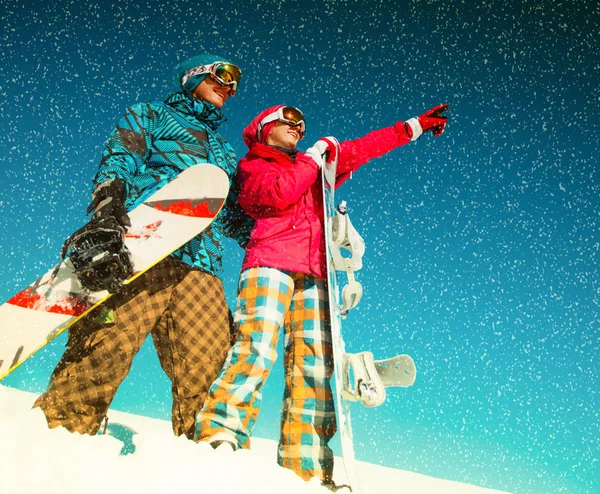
0, 385, 510, 494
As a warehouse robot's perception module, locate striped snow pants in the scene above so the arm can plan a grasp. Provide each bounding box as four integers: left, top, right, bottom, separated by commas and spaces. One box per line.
197, 266, 337, 482
34, 256, 233, 439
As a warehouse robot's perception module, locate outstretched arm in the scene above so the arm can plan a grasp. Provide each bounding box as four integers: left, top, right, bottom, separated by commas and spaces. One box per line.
314, 104, 449, 185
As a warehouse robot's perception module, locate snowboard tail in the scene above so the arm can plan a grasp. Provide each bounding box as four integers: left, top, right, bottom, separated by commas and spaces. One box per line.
0, 164, 229, 380
341, 352, 417, 408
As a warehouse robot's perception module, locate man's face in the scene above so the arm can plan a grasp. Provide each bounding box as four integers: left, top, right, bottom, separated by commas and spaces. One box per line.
192, 77, 231, 108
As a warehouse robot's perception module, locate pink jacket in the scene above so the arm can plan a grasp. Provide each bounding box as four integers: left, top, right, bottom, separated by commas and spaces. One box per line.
238, 106, 413, 278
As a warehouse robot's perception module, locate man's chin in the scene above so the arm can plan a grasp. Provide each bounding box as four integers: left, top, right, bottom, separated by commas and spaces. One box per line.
208, 94, 225, 108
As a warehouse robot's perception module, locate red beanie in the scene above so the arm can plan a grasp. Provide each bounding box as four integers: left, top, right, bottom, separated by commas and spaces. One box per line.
242, 105, 285, 149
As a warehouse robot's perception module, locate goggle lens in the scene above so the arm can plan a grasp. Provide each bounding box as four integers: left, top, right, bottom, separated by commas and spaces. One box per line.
256, 106, 306, 141
214, 63, 241, 88
281, 106, 304, 125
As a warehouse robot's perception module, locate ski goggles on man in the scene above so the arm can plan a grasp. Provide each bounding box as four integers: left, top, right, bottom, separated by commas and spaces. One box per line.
181, 61, 242, 95
257, 106, 305, 140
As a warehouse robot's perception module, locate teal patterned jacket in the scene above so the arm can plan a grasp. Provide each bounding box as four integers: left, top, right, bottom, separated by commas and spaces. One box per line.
93, 91, 253, 276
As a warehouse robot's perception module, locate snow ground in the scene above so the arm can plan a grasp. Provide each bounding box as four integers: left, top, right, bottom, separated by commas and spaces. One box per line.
0, 385, 510, 494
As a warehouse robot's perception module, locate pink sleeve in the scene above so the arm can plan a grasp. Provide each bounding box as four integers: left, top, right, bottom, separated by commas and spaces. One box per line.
335, 122, 412, 187
238, 155, 319, 213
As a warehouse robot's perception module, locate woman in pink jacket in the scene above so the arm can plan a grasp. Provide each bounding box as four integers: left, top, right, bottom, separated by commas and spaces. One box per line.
197, 104, 448, 488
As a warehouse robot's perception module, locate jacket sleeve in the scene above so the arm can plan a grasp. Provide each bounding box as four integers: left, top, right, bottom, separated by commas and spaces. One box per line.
238, 154, 320, 213
335, 122, 412, 186
219, 175, 255, 248
93, 102, 155, 195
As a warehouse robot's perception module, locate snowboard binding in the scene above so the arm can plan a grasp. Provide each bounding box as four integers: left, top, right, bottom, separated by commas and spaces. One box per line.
61, 219, 134, 293
330, 201, 365, 318
341, 352, 417, 407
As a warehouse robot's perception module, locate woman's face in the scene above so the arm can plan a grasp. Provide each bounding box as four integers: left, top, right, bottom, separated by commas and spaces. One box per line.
266, 121, 302, 148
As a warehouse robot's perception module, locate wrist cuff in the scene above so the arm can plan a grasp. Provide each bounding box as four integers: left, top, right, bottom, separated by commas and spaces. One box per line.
406, 118, 423, 141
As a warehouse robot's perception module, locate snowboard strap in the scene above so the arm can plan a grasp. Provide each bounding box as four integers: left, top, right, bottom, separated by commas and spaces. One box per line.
330, 201, 365, 318
341, 351, 386, 408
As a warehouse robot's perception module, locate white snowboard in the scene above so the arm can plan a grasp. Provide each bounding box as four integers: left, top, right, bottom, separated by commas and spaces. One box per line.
0, 163, 229, 379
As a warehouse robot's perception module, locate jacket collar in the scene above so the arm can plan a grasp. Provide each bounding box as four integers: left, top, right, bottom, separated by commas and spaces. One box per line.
164, 91, 226, 130
246, 142, 298, 166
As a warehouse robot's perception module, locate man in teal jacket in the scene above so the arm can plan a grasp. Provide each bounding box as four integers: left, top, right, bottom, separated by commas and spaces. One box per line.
34, 54, 252, 439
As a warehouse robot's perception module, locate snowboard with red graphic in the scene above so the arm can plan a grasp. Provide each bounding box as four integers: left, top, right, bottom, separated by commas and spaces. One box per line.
0, 164, 229, 380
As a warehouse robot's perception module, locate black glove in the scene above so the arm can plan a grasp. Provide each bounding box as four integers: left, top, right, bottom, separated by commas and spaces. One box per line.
62, 217, 134, 293
86, 178, 131, 228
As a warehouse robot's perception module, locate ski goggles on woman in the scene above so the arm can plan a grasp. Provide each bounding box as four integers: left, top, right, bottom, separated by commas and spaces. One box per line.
257, 106, 305, 140
181, 62, 242, 95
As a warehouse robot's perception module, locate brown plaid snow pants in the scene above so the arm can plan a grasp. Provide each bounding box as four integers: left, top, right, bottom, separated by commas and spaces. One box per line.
34, 256, 233, 438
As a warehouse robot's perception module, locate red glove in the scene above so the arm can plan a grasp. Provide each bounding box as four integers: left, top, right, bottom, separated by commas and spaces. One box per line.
419, 104, 449, 136
405, 104, 449, 140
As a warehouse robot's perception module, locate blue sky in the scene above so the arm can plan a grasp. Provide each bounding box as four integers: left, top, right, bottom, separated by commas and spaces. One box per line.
1, 1, 598, 492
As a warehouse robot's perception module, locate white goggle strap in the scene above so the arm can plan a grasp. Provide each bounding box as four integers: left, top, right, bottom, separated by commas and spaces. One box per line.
181, 64, 211, 88
256, 109, 284, 141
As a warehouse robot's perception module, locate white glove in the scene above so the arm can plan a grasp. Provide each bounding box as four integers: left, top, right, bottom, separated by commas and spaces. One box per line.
305, 136, 340, 168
